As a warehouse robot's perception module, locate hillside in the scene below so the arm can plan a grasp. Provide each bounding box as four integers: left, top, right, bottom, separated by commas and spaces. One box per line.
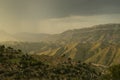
0, 45, 105, 80
1, 45, 120, 80
1, 24, 120, 66
54, 24, 120, 43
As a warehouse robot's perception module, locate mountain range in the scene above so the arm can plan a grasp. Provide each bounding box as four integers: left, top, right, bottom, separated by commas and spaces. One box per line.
0, 23, 120, 66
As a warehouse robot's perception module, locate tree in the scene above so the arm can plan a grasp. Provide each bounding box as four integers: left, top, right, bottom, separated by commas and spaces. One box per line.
109, 64, 120, 80
0, 45, 5, 53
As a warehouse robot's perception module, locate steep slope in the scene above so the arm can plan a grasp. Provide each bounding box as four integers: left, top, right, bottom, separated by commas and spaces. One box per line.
39, 24, 120, 65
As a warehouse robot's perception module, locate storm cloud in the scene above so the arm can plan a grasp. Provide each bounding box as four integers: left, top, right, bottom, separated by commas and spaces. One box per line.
0, 0, 120, 34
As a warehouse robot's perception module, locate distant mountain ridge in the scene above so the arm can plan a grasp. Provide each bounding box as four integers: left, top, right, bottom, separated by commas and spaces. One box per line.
0, 30, 17, 42
1, 23, 120, 65
1, 23, 120, 43
14, 32, 52, 42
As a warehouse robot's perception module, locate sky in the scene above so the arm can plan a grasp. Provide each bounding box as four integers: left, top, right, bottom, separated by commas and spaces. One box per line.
0, 0, 120, 34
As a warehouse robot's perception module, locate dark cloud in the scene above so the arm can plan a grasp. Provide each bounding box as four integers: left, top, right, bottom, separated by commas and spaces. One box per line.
0, 0, 120, 20
52, 0, 120, 16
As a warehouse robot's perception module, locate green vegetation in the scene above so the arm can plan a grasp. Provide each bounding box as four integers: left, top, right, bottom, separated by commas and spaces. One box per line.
109, 64, 120, 80
0, 45, 101, 80
0, 45, 120, 80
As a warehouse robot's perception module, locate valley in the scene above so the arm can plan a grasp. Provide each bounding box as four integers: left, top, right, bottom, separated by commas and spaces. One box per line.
1, 24, 120, 66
